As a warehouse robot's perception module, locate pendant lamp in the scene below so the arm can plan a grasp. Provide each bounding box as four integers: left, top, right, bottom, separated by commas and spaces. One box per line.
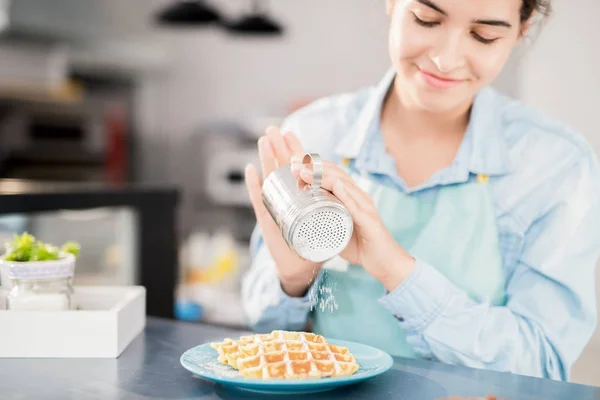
225, 0, 283, 36
155, 0, 221, 26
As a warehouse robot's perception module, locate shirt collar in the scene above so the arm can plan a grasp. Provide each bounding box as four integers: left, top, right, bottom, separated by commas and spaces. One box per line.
464, 86, 511, 176
334, 68, 394, 160
334, 68, 511, 177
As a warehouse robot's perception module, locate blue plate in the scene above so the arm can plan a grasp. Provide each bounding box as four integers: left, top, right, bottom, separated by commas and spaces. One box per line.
180, 338, 394, 394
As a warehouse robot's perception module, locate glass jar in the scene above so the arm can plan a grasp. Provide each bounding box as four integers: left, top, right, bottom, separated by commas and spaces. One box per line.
2, 253, 76, 311
7, 277, 74, 311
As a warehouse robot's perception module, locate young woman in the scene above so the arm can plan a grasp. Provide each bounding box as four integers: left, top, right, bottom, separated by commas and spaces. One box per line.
241, 0, 600, 381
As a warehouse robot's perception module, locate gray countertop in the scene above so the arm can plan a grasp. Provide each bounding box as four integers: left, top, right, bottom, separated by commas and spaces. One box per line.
0, 317, 598, 400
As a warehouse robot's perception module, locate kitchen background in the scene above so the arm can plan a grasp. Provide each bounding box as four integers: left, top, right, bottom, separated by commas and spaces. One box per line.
0, 0, 597, 386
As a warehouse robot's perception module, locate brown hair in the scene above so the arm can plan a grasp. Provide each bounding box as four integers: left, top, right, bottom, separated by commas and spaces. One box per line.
520, 0, 552, 23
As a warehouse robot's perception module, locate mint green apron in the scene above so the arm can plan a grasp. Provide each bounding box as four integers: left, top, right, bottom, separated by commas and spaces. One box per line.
311, 161, 506, 358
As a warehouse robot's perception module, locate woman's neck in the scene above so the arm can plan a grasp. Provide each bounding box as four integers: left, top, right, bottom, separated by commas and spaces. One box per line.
378, 78, 474, 188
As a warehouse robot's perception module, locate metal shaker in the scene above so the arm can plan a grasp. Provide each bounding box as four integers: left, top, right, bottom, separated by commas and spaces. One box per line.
262, 153, 353, 263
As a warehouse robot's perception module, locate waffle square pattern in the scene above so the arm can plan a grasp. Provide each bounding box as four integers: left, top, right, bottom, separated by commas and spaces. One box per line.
210, 330, 360, 379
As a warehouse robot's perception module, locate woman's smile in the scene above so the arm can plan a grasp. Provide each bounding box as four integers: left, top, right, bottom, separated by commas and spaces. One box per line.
418, 68, 465, 89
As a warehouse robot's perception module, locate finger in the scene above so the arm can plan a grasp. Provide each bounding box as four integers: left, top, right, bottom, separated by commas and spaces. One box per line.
332, 179, 373, 227
333, 177, 375, 212
300, 165, 373, 213
300, 167, 353, 191
332, 179, 362, 221
258, 136, 277, 180
299, 161, 353, 191
290, 155, 303, 174
321, 161, 374, 206
292, 154, 333, 174
282, 131, 305, 156
285, 132, 306, 174
245, 164, 280, 234
245, 163, 268, 222
266, 126, 291, 167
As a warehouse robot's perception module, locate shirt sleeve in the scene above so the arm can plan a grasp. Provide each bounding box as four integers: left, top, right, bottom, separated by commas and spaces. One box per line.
378, 153, 600, 380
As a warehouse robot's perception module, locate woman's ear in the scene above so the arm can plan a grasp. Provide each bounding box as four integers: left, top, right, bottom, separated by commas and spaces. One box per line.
519, 14, 533, 40
386, 0, 395, 16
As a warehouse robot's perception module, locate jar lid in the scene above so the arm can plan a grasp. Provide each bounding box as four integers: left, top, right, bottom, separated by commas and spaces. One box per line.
2, 253, 75, 280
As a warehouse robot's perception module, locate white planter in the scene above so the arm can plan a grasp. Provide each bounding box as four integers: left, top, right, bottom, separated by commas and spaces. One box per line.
0, 286, 146, 358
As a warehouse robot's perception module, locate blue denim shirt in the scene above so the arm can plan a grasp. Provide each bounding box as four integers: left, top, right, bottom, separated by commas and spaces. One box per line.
241, 68, 600, 380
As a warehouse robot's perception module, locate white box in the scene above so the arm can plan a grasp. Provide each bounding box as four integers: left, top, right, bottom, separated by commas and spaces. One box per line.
0, 286, 146, 358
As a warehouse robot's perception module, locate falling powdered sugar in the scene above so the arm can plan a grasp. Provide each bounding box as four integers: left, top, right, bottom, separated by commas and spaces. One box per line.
316, 284, 338, 312
309, 270, 339, 313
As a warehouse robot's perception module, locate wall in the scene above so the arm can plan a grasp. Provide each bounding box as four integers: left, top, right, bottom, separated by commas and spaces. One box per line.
520, 0, 600, 150
156, 1, 389, 143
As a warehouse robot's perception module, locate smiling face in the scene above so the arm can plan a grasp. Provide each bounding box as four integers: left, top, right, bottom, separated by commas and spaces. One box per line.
386, 0, 528, 112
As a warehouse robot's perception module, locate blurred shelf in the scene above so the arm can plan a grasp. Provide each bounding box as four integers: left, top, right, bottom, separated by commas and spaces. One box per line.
0, 80, 83, 104
70, 40, 170, 78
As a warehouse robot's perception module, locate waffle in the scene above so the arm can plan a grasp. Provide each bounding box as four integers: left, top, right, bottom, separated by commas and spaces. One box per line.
210, 330, 360, 379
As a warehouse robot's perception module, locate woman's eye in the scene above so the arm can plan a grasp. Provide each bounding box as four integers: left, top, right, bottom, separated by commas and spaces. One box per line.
413, 14, 440, 28
471, 32, 499, 45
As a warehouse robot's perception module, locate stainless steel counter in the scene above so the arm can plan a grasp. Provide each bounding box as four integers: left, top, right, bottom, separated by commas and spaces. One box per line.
0, 317, 598, 399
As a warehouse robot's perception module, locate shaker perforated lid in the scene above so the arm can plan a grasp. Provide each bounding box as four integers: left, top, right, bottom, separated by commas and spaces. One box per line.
291, 204, 353, 263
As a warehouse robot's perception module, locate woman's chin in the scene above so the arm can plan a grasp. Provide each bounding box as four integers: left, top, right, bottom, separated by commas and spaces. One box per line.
409, 85, 473, 113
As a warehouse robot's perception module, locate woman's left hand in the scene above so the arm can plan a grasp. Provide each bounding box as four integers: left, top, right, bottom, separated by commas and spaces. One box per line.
292, 149, 416, 292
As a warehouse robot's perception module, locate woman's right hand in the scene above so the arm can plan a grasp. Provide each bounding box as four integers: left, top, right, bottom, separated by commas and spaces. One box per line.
245, 126, 322, 297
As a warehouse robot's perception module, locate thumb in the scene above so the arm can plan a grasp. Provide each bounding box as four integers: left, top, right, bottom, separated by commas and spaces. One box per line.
245, 163, 291, 251
245, 163, 275, 228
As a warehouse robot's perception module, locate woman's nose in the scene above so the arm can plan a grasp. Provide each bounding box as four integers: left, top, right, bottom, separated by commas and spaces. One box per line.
429, 31, 466, 73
